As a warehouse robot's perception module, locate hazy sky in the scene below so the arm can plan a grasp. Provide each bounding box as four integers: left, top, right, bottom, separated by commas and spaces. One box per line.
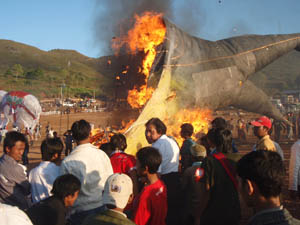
0, 0, 299, 58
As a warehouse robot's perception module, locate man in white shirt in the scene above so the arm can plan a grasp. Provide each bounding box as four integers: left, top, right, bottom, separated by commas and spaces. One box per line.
29, 138, 63, 203
289, 137, 300, 199
145, 117, 181, 225
60, 119, 113, 225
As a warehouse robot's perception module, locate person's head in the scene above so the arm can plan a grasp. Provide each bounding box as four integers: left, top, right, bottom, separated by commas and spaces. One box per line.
206, 128, 217, 148
71, 120, 91, 142
251, 116, 272, 138
211, 117, 227, 129
136, 147, 162, 176
53, 131, 58, 138
3, 131, 27, 162
145, 118, 166, 144
100, 142, 114, 156
51, 174, 81, 207
102, 173, 133, 210
40, 138, 63, 162
214, 128, 233, 153
110, 133, 127, 151
180, 123, 194, 139
237, 150, 285, 208
190, 144, 207, 162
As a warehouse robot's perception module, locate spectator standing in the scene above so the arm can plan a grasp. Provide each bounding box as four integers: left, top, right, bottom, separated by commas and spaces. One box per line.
181, 144, 207, 225
132, 147, 167, 225
237, 150, 300, 225
179, 123, 195, 172
0, 131, 31, 210
109, 133, 138, 196
251, 116, 276, 151
29, 138, 63, 203
63, 130, 73, 156
273, 120, 285, 143
145, 118, 181, 225
194, 128, 241, 225
60, 120, 113, 225
82, 173, 136, 225
26, 174, 81, 225
289, 135, 300, 199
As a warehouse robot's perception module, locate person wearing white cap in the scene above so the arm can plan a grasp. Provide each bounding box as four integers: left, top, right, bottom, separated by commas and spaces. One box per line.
82, 173, 136, 225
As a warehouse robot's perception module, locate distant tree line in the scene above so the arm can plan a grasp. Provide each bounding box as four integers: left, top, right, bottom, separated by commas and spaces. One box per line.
4, 64, 44, 80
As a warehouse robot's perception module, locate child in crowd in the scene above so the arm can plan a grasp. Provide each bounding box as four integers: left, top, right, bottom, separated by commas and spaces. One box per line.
181, 144, 207, 225
82, 173, 136, 225
29, 138, 63, 203
26, 174, 81, 225
132, 147, 167, 225
109, 133, 138, 196
180, 123, 195, 172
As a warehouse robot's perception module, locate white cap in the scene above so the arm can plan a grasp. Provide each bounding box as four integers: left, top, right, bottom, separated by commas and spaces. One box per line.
102, 173, 133, 209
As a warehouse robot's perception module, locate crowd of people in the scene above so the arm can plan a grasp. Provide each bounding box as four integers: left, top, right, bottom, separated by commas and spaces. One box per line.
0, 115, 300, 225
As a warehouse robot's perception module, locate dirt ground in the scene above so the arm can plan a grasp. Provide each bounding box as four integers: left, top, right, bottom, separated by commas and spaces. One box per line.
0, 110, 299, 224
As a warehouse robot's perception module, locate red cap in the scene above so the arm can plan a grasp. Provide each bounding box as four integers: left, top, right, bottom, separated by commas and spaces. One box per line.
251, 116, 272, 129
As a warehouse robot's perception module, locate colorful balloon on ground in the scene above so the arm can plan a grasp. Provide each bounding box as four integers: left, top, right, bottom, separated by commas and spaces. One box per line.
0, 91, 41, 129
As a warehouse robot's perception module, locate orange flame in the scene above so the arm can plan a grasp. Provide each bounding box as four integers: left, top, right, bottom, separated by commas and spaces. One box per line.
165, 108, 212, 146
112, 12, 166, 108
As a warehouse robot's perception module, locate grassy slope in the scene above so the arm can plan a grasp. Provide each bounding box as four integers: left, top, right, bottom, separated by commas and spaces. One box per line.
0, 39, 300, 99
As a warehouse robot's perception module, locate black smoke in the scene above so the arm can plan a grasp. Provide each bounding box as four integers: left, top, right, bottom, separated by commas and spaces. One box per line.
92, 0, 206, 56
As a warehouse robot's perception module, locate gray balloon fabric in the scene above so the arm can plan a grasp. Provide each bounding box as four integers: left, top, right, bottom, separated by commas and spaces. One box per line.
150, 18, 300, 122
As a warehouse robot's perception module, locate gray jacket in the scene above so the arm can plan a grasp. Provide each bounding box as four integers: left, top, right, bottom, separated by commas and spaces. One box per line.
0, 154, 31, 209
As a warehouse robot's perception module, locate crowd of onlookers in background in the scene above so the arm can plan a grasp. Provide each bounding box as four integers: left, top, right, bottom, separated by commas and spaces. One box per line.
228, 111, 300, 145
1, 116, 300, 225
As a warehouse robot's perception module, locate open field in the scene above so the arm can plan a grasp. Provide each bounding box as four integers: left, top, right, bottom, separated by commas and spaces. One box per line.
0, 110, 299, 224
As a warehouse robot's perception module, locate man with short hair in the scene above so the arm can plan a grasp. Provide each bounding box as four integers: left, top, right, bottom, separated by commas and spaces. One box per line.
60, 119, 113, 225
145, 118, 180, 225
82, 173, 136, 225
237, 150, 300, 225
132, 147, 167, 225
0, 131, 31, 210
26, 174, 81, 225
29, 138, 64, 203
251, 116, 276, 151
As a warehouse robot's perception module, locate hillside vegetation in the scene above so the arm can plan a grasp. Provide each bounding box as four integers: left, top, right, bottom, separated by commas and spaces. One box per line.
0, 39, 300, 100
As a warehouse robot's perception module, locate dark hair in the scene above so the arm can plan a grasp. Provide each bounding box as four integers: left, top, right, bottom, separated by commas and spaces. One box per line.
237, 150, 285, 198
180, 123, 194, 137
206, 128, 217, 145
3, 131, 27, 153
100, 142, 114, 156
110, 133, 127, 151
214, 129, 232, 153
40, 138, 64, 161
211, 117, 227, 129
136, 147, 162, 174
71, 120, 91, 142
145, 118, 167, 135
51, 174, 81, 200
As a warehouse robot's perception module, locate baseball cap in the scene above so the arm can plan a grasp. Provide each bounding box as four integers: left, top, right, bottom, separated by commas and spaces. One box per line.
190, 144, 207, 157
251, 116, 272, 129
102, 173, 133, 209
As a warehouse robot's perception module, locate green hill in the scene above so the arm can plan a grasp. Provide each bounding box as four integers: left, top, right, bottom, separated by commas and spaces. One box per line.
0, 39, 113, 99
0, 39, 300, 100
